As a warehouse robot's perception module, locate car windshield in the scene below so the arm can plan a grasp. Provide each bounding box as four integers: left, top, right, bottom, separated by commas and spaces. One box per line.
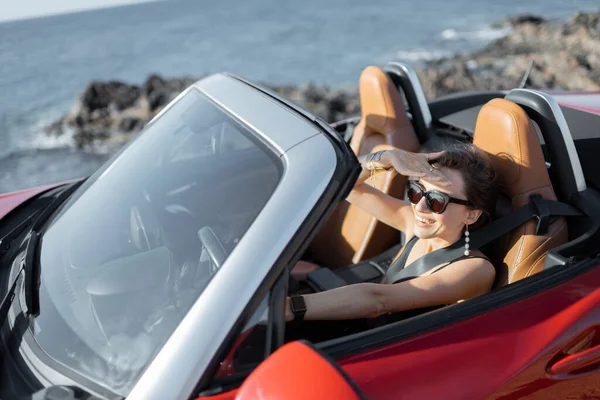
33, 88, 282, 395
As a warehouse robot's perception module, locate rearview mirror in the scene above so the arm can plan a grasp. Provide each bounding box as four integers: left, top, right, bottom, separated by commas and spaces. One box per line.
235, 341, 366, 400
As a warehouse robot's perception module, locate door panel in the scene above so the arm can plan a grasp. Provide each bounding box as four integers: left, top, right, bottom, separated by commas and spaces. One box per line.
337, 261, 600, 400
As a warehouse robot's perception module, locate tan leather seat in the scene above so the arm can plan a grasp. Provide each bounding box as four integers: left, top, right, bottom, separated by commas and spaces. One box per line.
309, 66, 420, 268
473, 98, 569, 286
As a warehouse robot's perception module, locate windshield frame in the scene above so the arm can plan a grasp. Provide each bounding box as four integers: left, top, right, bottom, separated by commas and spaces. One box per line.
126, 74, 344, 400
10, 80, 296, 398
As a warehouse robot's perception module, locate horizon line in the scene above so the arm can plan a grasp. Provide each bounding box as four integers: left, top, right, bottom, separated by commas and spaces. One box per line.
0, 0, 163, 24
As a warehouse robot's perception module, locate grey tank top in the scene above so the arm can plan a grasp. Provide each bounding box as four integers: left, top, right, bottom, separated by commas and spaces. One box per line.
383, 236, 490, 284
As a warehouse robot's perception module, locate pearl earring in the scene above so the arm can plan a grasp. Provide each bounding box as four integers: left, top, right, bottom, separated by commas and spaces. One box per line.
464, 224, 470, 256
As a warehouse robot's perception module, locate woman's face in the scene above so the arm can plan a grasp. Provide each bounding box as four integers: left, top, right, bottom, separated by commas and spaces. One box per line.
411, 167, 482, 241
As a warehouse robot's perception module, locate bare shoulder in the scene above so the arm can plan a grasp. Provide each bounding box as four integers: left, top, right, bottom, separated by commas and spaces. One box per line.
431, 252, 495, 287
446, 253, 496, 285
396, 253, 496, 304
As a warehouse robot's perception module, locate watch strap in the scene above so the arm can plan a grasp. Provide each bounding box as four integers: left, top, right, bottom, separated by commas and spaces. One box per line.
289, 295, 307, 322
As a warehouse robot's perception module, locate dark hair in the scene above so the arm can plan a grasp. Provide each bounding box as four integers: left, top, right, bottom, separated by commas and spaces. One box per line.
432, 141, 497, 230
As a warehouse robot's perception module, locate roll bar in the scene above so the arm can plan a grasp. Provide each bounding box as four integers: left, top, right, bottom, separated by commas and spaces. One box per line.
384, 61, 433, 142
505, 89, 586, 202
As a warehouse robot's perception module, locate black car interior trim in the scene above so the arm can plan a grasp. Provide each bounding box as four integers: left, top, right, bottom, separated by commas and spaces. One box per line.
383, 64, 432, 142
429, 90, 506, 120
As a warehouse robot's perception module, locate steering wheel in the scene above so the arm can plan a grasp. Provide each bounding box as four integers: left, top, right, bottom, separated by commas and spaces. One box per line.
130, 191, 163, 251
198, 226, 228, 273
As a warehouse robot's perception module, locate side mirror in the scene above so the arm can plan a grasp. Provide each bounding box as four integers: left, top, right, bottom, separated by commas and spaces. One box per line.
235, 341, 366, 400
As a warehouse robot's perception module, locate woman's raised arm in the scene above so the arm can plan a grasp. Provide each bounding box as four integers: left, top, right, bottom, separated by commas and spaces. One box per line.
346, 148, 449, 233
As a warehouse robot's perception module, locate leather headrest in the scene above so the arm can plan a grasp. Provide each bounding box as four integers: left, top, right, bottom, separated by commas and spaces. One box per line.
473, 98, 557, 206
359, 66, 407, 135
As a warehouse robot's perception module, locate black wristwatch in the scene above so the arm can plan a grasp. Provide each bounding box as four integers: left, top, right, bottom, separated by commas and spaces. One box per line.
289, 295, 307, 322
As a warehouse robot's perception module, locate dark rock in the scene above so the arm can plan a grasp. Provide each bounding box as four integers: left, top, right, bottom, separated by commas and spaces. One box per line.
80, 82, 109, 111
141, 74, 168, 110
119, 116, 143, 132
81, 81, 140, 112
503, 15, 546, 27
329, 92, 350, 113
302, 83, 326, 103
73, 127, 110, 149
142, 74, 167, 97
147, 90, 169, 111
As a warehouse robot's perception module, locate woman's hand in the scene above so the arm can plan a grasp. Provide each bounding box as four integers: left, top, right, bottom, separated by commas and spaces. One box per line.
382, 149, 451, 186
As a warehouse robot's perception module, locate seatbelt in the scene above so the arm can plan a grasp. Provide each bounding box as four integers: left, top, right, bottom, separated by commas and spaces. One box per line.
389, 197, 583, 283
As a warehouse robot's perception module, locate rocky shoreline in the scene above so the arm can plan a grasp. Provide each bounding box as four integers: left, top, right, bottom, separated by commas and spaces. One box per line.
45, 11, 600, 151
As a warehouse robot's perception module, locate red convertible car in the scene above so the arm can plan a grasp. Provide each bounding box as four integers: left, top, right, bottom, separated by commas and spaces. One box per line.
1, 61, 600, 400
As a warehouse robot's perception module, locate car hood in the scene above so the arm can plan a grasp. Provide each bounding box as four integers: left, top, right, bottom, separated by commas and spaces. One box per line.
0, 180, 79, 221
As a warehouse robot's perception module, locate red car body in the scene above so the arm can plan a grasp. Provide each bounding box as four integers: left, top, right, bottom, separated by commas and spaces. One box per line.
198, 264, 600, 399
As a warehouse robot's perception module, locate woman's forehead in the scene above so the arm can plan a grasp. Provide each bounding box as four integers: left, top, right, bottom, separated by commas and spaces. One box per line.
420, 168, 466, 197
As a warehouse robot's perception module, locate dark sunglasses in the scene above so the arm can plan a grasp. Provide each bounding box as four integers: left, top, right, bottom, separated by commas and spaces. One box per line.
407, 181, 472, 214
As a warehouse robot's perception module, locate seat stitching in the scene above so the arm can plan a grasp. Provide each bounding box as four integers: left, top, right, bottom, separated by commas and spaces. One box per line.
510, 217, 567, 270
510, 228, 527, 282
521, 236, 553, 281
510, 216, 567, 282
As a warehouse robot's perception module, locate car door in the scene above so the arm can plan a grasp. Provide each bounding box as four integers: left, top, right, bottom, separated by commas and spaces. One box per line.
197, 253, 600, 400
324, 256, 600, 400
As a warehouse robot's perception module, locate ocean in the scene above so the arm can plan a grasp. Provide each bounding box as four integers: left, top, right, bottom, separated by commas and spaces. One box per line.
0, 0, 598, 192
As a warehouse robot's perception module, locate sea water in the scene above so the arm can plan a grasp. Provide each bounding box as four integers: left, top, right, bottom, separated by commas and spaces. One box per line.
0, 0, 597, 192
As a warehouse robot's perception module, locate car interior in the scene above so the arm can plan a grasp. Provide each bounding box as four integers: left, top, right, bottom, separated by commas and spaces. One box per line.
286, 61, 600, 334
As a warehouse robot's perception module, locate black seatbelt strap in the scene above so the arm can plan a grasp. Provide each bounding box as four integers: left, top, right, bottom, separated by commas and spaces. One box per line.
389, 198, 583, 283
379, 236, 419, 284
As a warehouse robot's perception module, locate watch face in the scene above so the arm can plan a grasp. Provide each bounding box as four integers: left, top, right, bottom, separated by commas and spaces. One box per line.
291, 296, 307, 312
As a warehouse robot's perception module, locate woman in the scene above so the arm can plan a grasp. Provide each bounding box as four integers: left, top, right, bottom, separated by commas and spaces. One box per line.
286, 142, 497, 324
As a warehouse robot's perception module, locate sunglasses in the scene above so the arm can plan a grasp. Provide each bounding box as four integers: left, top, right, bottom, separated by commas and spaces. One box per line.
407, 181, 472, 214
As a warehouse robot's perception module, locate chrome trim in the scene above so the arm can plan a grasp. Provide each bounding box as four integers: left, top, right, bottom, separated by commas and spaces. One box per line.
507, 89, 587, 192
387, 61, 432, 129
128, 134, 337, 400
195, 74, 321, 154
